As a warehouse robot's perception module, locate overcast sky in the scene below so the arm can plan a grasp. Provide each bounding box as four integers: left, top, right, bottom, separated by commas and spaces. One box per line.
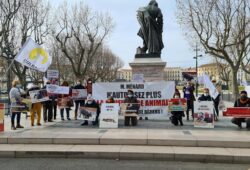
50, 0, 211, 68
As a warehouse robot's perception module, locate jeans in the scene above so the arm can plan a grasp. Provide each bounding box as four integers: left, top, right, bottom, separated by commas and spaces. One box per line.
60, 108, 70, 119
11, 112, 21, 126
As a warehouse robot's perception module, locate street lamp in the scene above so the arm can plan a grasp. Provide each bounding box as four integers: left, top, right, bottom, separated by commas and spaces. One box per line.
193, 54, 202, 97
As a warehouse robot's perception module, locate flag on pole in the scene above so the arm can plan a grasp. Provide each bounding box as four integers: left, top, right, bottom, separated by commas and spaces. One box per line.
15, 38, 52, 72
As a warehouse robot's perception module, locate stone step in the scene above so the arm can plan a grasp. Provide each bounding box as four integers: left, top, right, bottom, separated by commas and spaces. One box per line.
1, 134, 250, 148
0, 144, 249, 164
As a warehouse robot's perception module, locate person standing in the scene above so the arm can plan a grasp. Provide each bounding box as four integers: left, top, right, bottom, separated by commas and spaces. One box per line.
198, 88, 213, 101
42, 81, 53, 122
183, 81, 195, 120
73, 80, 86, 120
231, 91, 250, 129
212, 80, 221, 119
27, 84, 42, 126
59, 81, 72, 121
9, 80, 24, 130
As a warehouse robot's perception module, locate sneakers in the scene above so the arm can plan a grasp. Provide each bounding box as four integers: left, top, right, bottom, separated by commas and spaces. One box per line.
37, 123, 42, 126
67, 118, 71, 121
11, 126, 16, 130
81, 121, 88, 126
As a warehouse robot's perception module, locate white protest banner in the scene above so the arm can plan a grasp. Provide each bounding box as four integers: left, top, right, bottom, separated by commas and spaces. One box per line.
93, 81, 175, 119
46, 84, 69, 94
71, 89, 88, 100
132, 74, 144, 83
194, 101, 214, 128
79, 107, 97, 121
100, 103, 119, 128
202, 74, 219, 99
15, 38, 52, 72
29, 89, 50, 103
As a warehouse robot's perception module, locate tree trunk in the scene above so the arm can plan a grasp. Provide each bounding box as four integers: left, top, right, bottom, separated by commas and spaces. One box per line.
231, 69, 239, 101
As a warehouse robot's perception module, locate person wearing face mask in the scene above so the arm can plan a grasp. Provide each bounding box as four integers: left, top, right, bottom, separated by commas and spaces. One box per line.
81, 95, 100, 126
9, 80, 25, 130
42, 81, 54, 122
231, 91, 250, 129
183, 81, 196, 120
170, 93, 184, 126
198, 88, 213, 101
124, 90, 140, 126
73, 80, 86, 120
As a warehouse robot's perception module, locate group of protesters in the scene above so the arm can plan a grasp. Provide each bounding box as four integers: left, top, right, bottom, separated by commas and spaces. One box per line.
9, 78, 250, 130
9, 79, 101, 130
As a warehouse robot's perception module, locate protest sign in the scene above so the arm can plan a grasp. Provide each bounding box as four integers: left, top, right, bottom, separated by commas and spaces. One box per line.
93, 81, 175, 119
46, 84, 69, 94
79, 107, 97, 121
100, 103, 119, 128
194, 101, 214, 128
120, 103, 140, 117
71, 89, 87, 100
47, 70, 59, 84
57, 97, 73, 109
29, 89, 50, 103
168, 98, 187, 112
0, 103, 4, 132
132, 74, 144, 83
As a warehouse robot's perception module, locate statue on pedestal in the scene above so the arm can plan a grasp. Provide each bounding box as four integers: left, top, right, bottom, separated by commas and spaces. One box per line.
136, 0, 164, 57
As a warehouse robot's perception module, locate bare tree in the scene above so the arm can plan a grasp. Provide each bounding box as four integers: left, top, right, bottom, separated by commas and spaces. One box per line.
215, 58, 231, 88
55, 1, 116, 80
87, 46, 124, 82
0, 0, 51, 89
176, 0, 250, 100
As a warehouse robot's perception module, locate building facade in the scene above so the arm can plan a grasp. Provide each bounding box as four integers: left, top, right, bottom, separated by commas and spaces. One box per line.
163, 67, 182, 82
116, 67, 132, 82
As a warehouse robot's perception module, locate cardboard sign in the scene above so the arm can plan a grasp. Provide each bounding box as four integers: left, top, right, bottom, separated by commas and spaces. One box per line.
47, 70, 59, 85
57, 97, 73, 108
100, 103, 119, 128
79, 107, 97, 121
46, 84, 69, 94
194, 101, 214, 128
71, 89, 87, 100
120, 103, 140, 117
132, 74, 144, 83
29, 89, 50, 103
168, 98, 187, 112
0, 103, 4, 132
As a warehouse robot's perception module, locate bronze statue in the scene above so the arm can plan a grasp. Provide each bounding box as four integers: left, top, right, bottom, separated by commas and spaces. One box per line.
137, 0, 164, 56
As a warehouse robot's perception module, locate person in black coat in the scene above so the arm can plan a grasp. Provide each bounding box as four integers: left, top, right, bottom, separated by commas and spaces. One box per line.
73, 80, 86, 120
170, 93, 184, 126
42, 81, 53, 122
198, 88, 213, 101
232, 91, 250, 129
81, 96, 100, 126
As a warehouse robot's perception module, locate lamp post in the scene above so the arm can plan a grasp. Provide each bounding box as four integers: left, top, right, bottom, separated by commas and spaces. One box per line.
193, 44, 202, 97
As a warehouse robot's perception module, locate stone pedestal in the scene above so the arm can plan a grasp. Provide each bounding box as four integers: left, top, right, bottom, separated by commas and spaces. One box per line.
129, 57, 166, 82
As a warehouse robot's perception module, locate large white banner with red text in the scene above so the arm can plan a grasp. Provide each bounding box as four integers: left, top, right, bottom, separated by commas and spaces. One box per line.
93, 81, 175, 119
